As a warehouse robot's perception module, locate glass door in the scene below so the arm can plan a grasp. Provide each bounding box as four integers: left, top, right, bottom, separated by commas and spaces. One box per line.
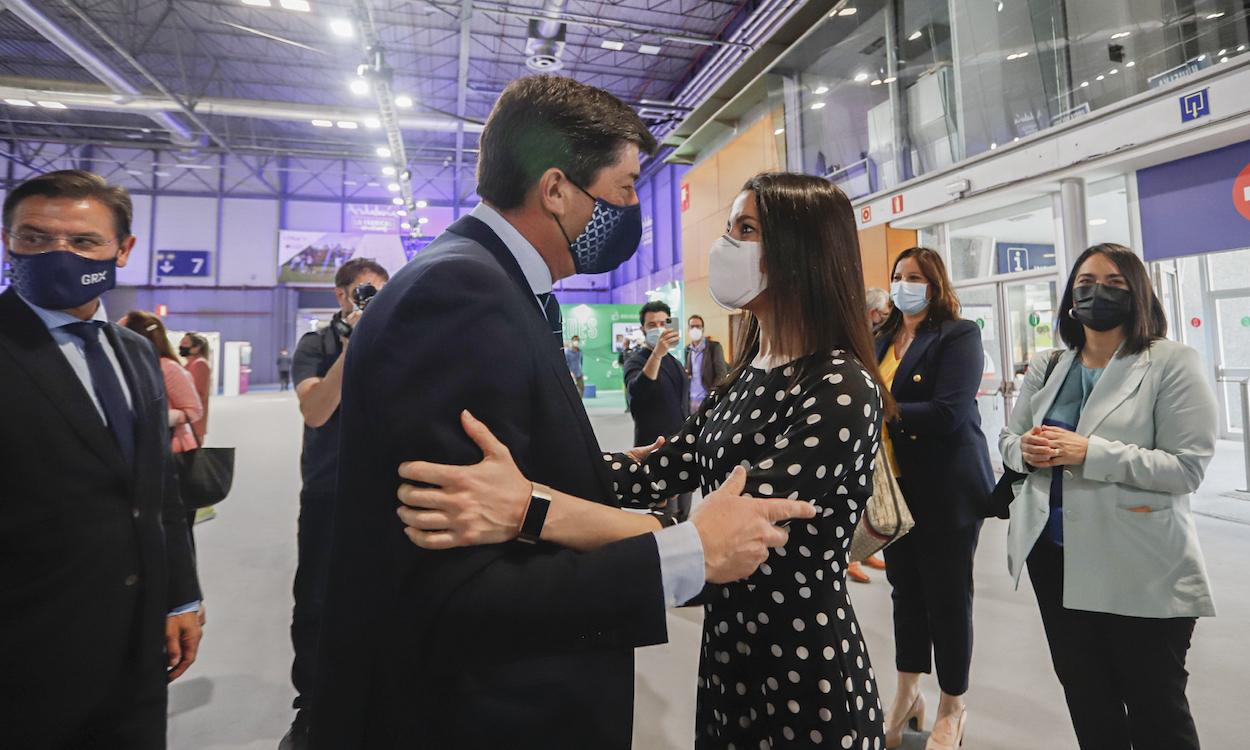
1214, 296, 1250, 436
958, 284, 1006, 468
1002, 277, 1061, 415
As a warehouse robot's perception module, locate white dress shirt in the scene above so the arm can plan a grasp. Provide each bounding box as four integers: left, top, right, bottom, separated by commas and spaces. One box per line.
470, 202, 707, 607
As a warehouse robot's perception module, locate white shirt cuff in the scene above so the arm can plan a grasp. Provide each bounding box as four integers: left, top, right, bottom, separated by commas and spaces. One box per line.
653, 522, 705, 608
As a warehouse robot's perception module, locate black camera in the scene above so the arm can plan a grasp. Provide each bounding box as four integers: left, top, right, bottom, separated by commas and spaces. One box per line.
352, 282, 378, 310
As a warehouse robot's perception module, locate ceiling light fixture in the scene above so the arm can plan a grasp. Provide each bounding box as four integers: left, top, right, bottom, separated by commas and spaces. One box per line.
382, 166, 396, 176
1218, 48, 1227, 56
1088, 218, 1108, 226
882, 76, 897, 83
364, 116, 380, 129
853, 72, 869, 82
418, 217, 430, 224
394, 95, 413, 108
1096, 74, 1105, 80
1239, 45, 1247, 52
814, 85, 830, 94
908, 30, 922, 41
401, 222, 411, 230
310, 118, 333, 127
278, 0, 311, 10
1109, 68, 1119, 75
240, 0, 271, 6
336, 120, 358, 129
350, 78, 370, 96
37, 100, 67, 109
601, 40, 625, 51
392, 197, 404, 205
837, 7, 858, 16
1126, 60, 1136, 67
990, 142, 998, 150
638, 44, 661, 55
774, 127, 785, 135
1220, 56, 1229, 63
4, 98, 35, 107
1080, 80, 1090, 87
376, 146, 392, 158
1206, 11, 1225, 19
870, 79, 883, 86
386, 182, 400, 192
329, 18, 353, 37
396, 209, 407, 217
415, 199, 429, 209
810, 101, 826, 110
1111, 31, 1131, 39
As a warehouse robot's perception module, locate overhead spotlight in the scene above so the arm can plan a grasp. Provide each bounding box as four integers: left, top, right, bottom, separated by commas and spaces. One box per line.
401, 222, 411, 230
392, 197, 404, 205
814, 85, 830, 94
310, 118, 333, 127
1206, 12, 1224, 19
774, 127, 785, 135
336, 120, 358, 129
415, 199, 428, 209
882, 76, 897, 83
382, 166, 396, 176
364, 116, 381, 129
1126, 61, 1136, 67
810, 101, 827, 110
908, 30, 923, 41
396, 209, 407, 216
853, 72, 869, 82
1218, 48, 1227, 56
870, 79, 883, 86
394, 95, 414, 108
418, 217, 430, 224
836, 7, 858, 16
386, 182, 400, 192
1080, 80, 1090, 87
329, 18, 354, 37
1220, 56, 1229, 63
350, 78, 370, 96
1109, 68, 1119, 75
240, 0, 271, 6
278, 0, 311, 10
638, 44, 662, 55
990, 142, 998, 150
1088, 218, 1108, 226
376, 146, 392, 158
3, 98, 35, 107
1096, 74, 1105, 80
399, 169, 411, 181
36, 100, 67, 109
1111, 31, 1131, 39
600, 40, 625, 51
1239, 45, 1247, 52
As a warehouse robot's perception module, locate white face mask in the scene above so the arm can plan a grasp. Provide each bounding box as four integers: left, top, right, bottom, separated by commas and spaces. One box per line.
688, 326, 704, 343
709, 235, 766, 310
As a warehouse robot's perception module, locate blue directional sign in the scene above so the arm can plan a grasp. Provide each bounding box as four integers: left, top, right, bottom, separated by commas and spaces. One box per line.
1179, 88, 1210, 123
156, 250, 210, 278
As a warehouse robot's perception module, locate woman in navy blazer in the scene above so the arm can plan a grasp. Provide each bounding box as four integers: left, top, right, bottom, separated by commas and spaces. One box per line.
874, 247, 994, 750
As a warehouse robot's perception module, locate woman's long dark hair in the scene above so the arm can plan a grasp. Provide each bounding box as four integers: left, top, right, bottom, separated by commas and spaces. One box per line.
875, 246, 962, 343
122, 309, 178, 361
1057, 243, 1166, 355
719, 173, 896, 418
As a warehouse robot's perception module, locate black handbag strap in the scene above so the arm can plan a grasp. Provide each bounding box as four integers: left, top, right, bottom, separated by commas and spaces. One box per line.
1042, 349, 1063, 384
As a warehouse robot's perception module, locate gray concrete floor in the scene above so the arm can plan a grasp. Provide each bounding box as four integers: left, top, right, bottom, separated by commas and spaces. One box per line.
169, 392, 1248, 749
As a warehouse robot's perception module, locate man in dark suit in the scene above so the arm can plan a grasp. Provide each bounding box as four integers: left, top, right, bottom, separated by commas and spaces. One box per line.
0, 170, 202, 749
312, 75, 811, 749
683, 313, 728, 414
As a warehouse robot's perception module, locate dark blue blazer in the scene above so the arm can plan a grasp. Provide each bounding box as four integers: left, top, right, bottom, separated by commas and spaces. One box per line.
312, 216, 668, 749
876, 319, 994, 529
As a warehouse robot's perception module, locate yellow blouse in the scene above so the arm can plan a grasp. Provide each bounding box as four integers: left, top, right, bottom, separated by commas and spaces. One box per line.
879, 344, 902, 477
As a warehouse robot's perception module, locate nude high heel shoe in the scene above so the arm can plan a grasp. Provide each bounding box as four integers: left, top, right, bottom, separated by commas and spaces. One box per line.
884, 693, 925, 749
924, 708, 968, 750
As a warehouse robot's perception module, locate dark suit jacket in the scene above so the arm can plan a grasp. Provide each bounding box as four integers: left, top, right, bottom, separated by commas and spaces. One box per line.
311, 216, 668, 750
625, 346, 690, 447
875, 319, 995, 529
684, 338, 728, 394
0, 288, 200, 748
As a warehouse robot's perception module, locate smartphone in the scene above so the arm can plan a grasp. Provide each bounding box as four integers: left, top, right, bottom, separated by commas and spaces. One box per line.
664, 317, 679, 334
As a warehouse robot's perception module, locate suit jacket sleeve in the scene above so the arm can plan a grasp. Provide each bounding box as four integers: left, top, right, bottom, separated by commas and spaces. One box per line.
893, 321, 983, 437
361, 261, 666, 650
1083, 345, 1217, 495
149, 356, 201, 609
711, 341, 729, 382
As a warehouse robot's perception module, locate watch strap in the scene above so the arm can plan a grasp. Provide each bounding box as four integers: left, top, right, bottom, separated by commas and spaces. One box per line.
517, 485, 551, 544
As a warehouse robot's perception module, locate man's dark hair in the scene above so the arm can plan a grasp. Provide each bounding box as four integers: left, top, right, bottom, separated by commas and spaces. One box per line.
477, 75, 659, 210
688, 314, 705, 327
639, 300, 671, 325
334, 257, 390, 289
571, 334, 579, 339
3, 169, 133, 238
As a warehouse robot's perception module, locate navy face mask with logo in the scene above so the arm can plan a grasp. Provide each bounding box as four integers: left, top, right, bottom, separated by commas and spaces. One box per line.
8, 250, 118, 309
554, 182, 643, 275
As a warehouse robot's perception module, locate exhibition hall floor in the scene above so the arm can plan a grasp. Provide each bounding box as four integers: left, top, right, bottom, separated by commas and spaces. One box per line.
169, 392, 1248, 749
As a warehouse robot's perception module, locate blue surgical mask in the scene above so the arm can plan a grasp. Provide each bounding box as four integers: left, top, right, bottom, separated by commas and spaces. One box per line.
644, 328, 662, 348
891, 280, 929, 316
9, 250, 117, 310
555, 182, 643, 275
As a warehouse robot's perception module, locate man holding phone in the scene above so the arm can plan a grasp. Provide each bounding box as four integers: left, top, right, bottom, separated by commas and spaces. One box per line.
624, 300, 691, 517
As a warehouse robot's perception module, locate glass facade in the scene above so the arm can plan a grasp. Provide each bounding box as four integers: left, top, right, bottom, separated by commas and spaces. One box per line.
945, 195, 1057, 281
774, 0, 1250, 199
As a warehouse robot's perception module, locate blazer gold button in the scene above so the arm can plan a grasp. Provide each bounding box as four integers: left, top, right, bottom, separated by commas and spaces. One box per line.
912, 374, 922, 382
124, 574, 139, 587
910, 436, 918, 441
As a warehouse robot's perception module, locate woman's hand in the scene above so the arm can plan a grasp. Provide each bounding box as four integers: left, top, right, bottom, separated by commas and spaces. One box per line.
626, 435, 665, 465
1020, 427, 1055, 468
1038, 426, 1089, 466
396, 410, 531, 549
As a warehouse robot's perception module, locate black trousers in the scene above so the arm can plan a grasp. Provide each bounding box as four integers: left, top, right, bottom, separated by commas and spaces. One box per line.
1026, 540, 1201, 750
64, 661, 168, 749
291, 489, 336, 712
882, 516, 981, 696
280, 371, 292, 390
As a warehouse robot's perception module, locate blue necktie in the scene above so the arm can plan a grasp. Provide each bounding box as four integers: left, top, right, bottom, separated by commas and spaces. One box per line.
64, 321, 136, 466
537, 292, 563, 350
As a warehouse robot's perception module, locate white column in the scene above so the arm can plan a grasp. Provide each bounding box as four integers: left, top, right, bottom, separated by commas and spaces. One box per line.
1058, 177, 1088, 273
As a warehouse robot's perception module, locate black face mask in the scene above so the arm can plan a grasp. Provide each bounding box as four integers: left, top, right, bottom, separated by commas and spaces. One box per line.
179, 346, 193, 358
1071, 284, 1133, 332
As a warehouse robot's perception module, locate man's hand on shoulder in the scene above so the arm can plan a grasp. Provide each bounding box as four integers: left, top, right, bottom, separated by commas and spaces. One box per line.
690, 467, 817, 583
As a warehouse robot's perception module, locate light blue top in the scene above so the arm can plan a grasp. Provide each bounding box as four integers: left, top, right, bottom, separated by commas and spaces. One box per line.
18, 293, 200, 617
470, 203, 706, 608
1041, 361, 1103, 546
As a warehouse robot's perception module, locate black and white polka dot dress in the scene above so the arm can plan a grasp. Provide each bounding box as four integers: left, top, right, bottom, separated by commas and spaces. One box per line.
606, 351, 886, 749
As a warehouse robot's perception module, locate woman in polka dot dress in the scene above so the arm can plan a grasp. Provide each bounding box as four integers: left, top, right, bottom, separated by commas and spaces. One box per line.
395, 173, 893, 748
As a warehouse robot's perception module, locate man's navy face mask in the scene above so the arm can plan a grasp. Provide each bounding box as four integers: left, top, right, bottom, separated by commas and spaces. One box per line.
9, 249, 118, 309
554, 181, 644, 275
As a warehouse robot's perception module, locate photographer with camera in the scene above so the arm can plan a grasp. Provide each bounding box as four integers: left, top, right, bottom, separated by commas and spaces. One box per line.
281, 258, 388, 750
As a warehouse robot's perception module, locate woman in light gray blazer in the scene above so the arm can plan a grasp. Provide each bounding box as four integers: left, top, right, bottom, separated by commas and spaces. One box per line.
1000, 243, 1216, 750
